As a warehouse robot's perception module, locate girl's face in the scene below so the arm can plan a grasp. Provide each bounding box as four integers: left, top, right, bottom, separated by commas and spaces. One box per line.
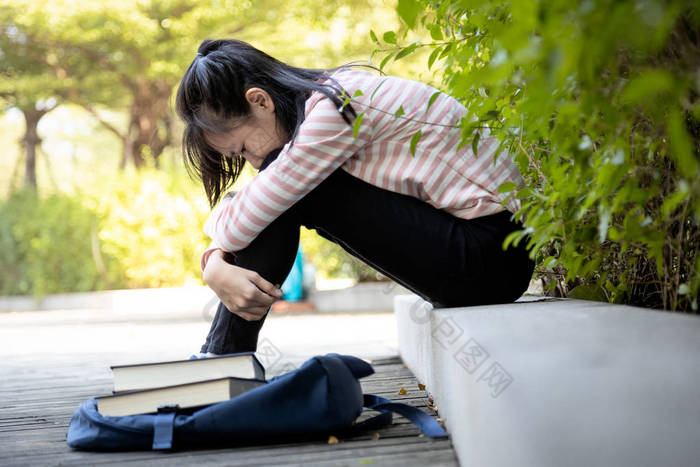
204, 88, 289, 169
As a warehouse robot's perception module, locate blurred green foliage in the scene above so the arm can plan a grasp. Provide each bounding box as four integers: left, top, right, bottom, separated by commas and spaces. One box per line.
0, 189, 124, 296
81, 166, 211, 289
377, 0, 699, 311
0, 165, 212, 296
0, 166, 384, 297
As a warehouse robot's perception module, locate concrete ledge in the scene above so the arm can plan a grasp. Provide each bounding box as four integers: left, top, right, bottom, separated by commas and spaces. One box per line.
307, 281, 409, 312
394, 294, 700, 467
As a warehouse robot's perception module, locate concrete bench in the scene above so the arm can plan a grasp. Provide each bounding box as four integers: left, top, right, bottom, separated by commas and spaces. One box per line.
394, 294, 700, 467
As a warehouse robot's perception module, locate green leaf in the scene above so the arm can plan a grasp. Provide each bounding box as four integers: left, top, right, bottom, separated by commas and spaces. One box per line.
353, 89, 364, 97
395, 43, 418, 61
668, 109, 697, 175
471, 131, 480, 156
497, 181, 518, 193
397, 0, 422, 29
567, 284, 608, 302
427, 46, 442, 69
339, 94, 351, 111
678, 283, 690, 295
394, 105, 405, 117
438, 41, 454, 59
380, 52, 395, 71
428, 24, 443, 41
369, 48, 378, 63
660, 182, 689, 216
353, 112, 365, 138
383, 31, 397, 45
503, 229, 525, 249
483, 109, 499, 120
516, 187, 533, 199
410, 130, 422, 156
370, 30, 379, 44
621, 70, 674, 104
426, 91, 440, 112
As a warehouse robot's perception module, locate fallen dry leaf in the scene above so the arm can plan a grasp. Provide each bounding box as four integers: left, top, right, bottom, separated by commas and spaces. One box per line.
372, 432, 380, 440
398, 387, 407, 395
327, 435, 339, 444
428, 397, 434, 404
397, 381, 404, 385
418, 383, 425, 390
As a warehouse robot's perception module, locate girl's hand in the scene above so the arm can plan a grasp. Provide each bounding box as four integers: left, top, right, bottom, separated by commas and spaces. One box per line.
203, 249, 283, 321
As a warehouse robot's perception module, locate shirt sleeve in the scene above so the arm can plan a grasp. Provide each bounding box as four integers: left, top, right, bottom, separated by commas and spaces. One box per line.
200, 191, 235, 271
200, 239, 223, 271
200, 94, 371, 269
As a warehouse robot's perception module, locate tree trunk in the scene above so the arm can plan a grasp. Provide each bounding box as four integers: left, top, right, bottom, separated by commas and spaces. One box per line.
123, 79, 173, 169
85, 80, 174, 171
20, 106, 49, 191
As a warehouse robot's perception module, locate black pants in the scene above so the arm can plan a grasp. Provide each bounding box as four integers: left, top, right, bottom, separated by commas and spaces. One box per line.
201, 149, 535, 354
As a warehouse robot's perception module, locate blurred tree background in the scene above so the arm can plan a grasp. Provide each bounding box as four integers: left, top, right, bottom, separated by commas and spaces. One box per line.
0, 0, 435, 297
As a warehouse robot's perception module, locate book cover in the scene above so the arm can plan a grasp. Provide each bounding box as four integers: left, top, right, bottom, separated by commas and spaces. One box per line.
97, 376, 267, 417
111, 352, 265, 392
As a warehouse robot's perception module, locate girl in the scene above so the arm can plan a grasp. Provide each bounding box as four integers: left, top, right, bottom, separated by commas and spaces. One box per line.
176, 39, 535, 356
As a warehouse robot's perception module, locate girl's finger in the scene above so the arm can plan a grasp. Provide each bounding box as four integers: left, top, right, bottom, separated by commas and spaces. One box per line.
245, 285, 278, 306
248, 272, 283, 299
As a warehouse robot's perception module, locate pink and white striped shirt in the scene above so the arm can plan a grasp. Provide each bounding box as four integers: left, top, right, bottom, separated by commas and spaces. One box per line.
200, 68, 523, 270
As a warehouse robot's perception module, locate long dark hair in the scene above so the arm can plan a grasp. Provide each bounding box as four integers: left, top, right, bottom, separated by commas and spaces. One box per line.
176, 39, 358, 208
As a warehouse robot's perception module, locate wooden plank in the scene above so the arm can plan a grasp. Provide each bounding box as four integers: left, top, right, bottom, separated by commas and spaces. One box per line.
2, 436, 455, 466
0, 430, 452, 465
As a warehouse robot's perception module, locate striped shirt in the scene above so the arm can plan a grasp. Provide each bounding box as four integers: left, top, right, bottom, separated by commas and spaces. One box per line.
201, 68, 523, 270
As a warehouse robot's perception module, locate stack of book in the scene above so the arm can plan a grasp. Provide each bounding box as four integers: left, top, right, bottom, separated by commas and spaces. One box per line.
97, 352, 266, 417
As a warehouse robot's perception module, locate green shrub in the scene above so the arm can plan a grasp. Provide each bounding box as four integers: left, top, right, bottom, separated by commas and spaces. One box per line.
80, 166, 212, 289
0, 166, 212, 296
375, 0, 699, 311
0, 164, 389, 297
0, 189, 124, 297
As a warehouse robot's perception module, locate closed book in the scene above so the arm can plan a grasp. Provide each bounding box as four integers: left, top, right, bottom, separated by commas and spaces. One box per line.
97, 376, 266, 417
111, 352, 265, 392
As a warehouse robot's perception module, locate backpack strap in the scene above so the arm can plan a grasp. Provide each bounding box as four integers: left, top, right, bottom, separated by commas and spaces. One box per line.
351, 394, 448, 438
152, 404, 179, 450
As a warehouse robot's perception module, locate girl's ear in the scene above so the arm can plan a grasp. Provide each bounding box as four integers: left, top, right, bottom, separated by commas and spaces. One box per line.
245, 88, 275, 113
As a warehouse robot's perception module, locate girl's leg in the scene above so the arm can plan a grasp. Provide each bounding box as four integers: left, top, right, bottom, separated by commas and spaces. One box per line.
295, 167, 534, 308
200, 208, 301, 354
200, 152, 302, 354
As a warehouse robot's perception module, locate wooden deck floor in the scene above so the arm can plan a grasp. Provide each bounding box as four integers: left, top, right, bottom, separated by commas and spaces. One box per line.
0, 355, 457, 466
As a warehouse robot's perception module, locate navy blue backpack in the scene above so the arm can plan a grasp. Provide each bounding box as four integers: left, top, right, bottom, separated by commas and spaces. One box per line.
66, 353, 447, 451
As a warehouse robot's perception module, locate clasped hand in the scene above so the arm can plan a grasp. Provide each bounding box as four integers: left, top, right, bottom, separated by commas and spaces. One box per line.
202, 249, 283, 321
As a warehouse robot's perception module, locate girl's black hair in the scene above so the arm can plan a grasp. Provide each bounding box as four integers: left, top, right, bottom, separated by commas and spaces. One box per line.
176, 39, 360, 208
